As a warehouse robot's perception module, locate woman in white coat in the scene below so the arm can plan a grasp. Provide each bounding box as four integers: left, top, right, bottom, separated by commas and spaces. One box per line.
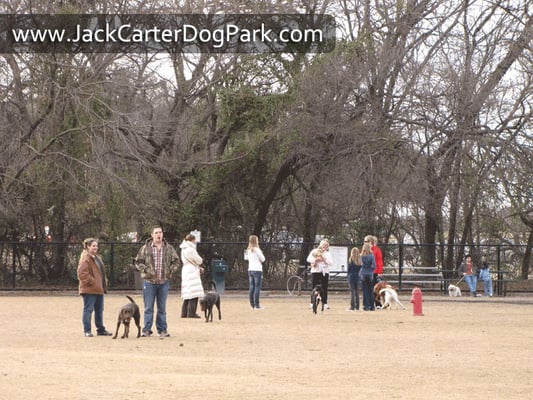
180, 234, 205, 318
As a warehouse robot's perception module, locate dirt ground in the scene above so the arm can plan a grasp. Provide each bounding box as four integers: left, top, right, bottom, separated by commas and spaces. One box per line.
1, 291, 532, 400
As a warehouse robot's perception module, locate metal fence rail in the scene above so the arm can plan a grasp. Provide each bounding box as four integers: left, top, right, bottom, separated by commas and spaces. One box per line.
0, 240, 529, 291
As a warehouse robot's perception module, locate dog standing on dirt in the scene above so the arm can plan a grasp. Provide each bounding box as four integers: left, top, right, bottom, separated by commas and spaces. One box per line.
113, 295, 141, 339
379, 286, 406, 310
374, 280, 389, 308
448, 276, 464, 297
448, 284, 462, 297
200, 282, 221, 322
311, 284, 324, 314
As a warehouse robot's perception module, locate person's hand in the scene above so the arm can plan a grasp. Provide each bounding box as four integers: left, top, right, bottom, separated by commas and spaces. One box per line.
200, 266, 205, 275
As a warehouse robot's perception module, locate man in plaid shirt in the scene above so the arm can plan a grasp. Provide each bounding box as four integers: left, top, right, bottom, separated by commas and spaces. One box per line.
135, 226, 180, 337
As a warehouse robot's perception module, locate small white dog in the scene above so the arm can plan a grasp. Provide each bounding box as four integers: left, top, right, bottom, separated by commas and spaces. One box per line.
448, 284, 462, 297
379, 287, 405, 309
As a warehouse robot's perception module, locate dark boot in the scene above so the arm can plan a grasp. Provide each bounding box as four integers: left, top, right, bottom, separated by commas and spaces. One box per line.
181, 300, 189, 318
187, 298, 200, 318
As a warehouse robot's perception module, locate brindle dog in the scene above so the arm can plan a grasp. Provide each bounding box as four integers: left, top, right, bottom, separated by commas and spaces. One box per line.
311, 284, 324, 314
113, 295, 141, 339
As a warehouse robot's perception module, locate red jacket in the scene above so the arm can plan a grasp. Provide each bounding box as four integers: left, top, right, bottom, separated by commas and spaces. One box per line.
372, 245, 384, 275
77, 254, 107, 294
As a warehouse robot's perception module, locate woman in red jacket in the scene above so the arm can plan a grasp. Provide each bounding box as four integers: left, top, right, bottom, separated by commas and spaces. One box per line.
77, 238, 112, 337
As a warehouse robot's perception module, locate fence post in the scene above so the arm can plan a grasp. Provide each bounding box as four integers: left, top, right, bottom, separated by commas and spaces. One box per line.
496, 244, 502, 296
12, 242, 16, 289
109, 242, 115, 287
398, 243, 403, 290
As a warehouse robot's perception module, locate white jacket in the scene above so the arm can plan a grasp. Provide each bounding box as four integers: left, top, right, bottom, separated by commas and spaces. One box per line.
246, 247, 265, 272
180, 240, 205, 300
307, 248, 333, 274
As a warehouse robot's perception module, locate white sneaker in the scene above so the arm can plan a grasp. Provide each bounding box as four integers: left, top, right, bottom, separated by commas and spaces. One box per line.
324, 304, 330, 309
309, 303, 313, 309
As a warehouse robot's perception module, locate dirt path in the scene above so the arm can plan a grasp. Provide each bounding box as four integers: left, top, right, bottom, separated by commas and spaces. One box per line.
1, 292, 532, 399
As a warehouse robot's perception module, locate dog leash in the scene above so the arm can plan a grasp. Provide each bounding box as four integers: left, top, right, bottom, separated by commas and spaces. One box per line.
454, 275, 465, 286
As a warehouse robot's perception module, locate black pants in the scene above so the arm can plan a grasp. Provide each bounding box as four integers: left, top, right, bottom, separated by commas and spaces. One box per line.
311, 272, 329, 305
181, 298, 199, 317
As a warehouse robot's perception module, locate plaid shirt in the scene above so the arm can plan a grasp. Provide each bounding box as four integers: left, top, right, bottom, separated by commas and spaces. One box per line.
151, 244, 165, 284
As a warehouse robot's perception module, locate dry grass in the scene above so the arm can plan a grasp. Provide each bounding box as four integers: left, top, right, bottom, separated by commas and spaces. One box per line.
1, 291, 532, 399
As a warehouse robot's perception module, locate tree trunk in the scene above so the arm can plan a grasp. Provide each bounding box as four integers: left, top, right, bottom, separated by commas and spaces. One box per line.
253, 155, 299, 236
445, 167, 460, 275
299, 186, 320, 266
422, 162, 441, 269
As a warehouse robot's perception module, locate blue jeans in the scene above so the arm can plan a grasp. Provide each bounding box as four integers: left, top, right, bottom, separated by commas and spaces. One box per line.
248, 271, 263, 308
349, 281, 360, 310
142, 281, 169, 334
478, 269, 493, 296
465, 274, 478, 294
81, 294, 106, 334
361, 274, 374, 310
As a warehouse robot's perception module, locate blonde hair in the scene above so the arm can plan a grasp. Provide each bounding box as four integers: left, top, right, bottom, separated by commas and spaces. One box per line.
247, 235, 260, 250
361, 242, 373, 256
79, 238, 98, 265
349, 247, 361, 264
319, 239, 329, 250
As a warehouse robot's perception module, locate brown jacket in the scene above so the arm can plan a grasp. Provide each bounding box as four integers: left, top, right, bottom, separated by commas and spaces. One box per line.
77, 254, 107, 294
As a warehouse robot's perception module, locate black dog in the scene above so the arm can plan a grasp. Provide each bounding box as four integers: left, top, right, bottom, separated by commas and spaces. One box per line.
113, 295, 141, 339
311, 284, 324, 314
199, 283, 221, 322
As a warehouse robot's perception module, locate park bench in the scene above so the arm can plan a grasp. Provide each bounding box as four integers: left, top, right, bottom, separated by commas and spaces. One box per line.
327, 269, 348, 288
381, 267, 446, 292
329, 268, 446, 292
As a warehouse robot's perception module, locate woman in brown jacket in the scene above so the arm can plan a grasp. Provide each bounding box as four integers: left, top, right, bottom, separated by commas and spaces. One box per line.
77, 238, 112, 337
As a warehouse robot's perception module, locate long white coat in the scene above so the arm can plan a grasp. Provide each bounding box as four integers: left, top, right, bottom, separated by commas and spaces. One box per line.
180, 240, 205, 300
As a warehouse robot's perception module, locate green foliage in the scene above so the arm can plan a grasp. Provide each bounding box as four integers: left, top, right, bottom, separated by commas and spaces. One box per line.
169, 87, 294, 240
217, 86, 289, 140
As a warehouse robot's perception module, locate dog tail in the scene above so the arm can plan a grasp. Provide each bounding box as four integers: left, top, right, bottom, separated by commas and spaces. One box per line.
126, 295, 136, 304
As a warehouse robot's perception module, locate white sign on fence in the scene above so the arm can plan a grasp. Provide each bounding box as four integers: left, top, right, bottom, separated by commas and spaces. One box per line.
328, 246, 348, 271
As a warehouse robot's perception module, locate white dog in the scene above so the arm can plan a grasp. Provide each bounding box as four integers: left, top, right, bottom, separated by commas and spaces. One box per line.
379, 287, 405, 309
448, 284, 462, 297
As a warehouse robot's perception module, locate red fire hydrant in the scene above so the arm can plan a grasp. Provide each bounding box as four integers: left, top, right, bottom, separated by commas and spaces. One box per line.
410, 287, 424, 316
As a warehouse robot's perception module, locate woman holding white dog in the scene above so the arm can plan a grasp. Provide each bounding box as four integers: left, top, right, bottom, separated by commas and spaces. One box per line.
360, 242, 376, 311
307, 239, 333, 309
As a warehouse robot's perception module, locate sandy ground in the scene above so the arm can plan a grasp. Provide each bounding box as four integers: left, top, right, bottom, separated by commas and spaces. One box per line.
1, 291, 532, 400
